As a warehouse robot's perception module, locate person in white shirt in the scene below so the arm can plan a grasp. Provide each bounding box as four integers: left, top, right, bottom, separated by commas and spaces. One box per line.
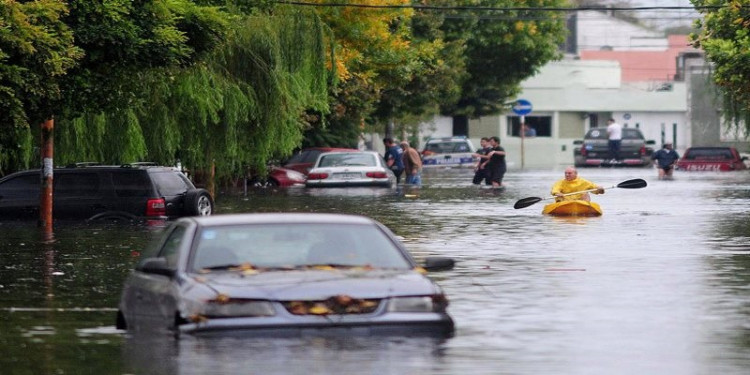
606, 118, 622, 162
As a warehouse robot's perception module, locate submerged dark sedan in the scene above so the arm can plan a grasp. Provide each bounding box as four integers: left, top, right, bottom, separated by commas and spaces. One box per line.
116, 213, 455, 337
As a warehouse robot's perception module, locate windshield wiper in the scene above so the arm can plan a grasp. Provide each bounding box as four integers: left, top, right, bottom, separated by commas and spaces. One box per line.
201, 264, 245, 271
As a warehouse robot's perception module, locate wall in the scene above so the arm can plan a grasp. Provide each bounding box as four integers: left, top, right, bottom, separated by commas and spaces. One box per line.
469, 114, 577, 170
558, 111, 586, 139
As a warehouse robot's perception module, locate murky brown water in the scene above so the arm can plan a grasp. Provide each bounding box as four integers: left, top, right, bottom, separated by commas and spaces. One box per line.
1, 167, 749, 374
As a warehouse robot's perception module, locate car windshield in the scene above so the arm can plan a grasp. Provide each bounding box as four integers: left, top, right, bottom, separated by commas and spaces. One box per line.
286, 150, 319, 164
684, 148, 734, 160
317, 153, 376, 167
585, 128, 644, 140
424, 141, 471, 153
190, 223, 411, 271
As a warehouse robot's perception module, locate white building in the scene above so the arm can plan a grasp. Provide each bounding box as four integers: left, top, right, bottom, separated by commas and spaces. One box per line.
416, 9, 748, 169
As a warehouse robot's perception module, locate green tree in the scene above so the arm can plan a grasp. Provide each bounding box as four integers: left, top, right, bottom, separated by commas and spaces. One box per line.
441, 0, 569, 119
305, 0, 568, 148
0, 0, 228, 175
691, 0, 750, 130
0, 0, 81, 174
54, 7, 330, 182
302, 0, 432, 147
370, 3, 467, 141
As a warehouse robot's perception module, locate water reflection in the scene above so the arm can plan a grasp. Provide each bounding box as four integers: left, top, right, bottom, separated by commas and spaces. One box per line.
1, 168, 750, 374
122, 335, 448, 375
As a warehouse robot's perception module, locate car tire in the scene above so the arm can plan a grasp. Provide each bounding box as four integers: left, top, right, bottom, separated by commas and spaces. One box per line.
252, 178, 278, 188
185, 189, 213, 216
266, 179, 279, 187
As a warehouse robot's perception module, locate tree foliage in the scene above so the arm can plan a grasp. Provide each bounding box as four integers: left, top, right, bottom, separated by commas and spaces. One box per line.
0, 0, 81, 173
303, 0, 568, 147
1, 0, 571, 180
54, 8, 330, 181
300, 0, 426, 147
441, 0, 568, 118
691, 0, 750, 130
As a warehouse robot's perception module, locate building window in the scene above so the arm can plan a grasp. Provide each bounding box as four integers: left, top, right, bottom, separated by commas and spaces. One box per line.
507, 116, 552, 137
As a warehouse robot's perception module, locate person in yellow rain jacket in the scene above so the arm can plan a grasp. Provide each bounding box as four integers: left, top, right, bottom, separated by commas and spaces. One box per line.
551, 166, 605, 202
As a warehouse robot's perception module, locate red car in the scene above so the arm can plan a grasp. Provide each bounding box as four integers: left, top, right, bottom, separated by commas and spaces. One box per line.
675, 146, 748, 171
267, 166, 306, 187
283, 147, 359, 175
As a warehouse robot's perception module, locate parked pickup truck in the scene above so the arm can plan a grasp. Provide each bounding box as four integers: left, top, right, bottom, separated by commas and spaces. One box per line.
573, 128, 655, 167
675, 146, 748, 171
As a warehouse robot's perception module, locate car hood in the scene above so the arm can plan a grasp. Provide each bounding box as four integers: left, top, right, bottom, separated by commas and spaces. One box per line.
190, 269, 439, 300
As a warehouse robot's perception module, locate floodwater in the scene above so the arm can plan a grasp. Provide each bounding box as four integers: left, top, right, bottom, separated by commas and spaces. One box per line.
1, 167, 749, 375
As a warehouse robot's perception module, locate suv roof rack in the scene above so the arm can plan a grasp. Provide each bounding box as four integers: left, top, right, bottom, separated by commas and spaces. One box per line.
66, 162, 101, 168
121, 162, 158, 168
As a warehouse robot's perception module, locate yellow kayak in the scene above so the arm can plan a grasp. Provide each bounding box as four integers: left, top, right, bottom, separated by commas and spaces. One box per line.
542, 200, 602, 216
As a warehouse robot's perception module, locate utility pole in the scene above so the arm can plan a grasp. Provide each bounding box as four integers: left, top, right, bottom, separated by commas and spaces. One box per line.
39, 117, 54, 232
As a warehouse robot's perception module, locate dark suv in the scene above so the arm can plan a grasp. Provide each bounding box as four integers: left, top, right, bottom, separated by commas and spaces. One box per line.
0, 164, 213, 221
573, 128, 655, 167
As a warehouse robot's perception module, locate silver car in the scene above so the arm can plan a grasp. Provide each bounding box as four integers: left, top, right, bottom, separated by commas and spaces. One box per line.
421, 137, 477, 168
305, 151, 396, 188
116, 213, 455, 337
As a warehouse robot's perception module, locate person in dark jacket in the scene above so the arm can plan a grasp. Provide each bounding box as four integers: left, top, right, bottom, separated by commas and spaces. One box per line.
485, 136, 506, 188
651, 142, 680, 180
383, 138, 405, 183
471, 137, 492, 186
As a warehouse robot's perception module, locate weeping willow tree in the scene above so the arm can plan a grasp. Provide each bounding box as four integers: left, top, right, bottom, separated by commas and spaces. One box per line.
54, 8, 330, 182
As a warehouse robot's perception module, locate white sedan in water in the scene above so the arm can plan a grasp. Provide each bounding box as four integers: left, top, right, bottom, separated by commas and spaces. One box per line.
305, 151, 396, 188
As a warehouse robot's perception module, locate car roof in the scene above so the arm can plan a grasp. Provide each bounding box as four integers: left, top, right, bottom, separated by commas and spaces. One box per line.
586, 128, 644, 138
425, 137, 469, 143
0, 165, 177, 178
300, 147, 359, 152
185, 213, 377, 226
685, 146, 736, 151
319, 150, 377, 156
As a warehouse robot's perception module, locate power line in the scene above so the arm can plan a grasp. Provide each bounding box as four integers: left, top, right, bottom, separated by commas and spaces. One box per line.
274, 1, 729, 12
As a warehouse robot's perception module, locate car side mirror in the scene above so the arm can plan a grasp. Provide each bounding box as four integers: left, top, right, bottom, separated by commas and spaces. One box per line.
646, 140, 656, 145
138, 257, 175, 277
423, 256, 455, 272
573, 140, 583, 145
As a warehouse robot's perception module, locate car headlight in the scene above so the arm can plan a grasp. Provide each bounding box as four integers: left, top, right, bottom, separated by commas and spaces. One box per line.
387, 295, 449, 313
203, 299, 276, 318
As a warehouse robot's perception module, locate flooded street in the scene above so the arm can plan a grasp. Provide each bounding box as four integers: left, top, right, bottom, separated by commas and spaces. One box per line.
1, 167, 749, 374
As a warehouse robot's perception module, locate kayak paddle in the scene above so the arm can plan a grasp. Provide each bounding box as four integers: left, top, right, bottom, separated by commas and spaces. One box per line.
513, 178, 647, 209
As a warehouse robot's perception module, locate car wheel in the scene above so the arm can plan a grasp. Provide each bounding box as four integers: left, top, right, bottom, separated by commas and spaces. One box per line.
252, 179, 278, 188
185, 189, 213, 216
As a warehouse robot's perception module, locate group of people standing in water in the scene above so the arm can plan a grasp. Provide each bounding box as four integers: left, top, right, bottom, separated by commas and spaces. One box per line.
387, 133, 675, 193
471, 136, 507, 189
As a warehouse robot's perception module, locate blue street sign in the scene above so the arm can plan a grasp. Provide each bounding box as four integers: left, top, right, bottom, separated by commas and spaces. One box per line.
512, 99, 532, 116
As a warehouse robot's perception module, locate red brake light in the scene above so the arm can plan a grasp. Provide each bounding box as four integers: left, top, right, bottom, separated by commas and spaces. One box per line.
307, 173, 329, 180
366, 171, 388, 178
640, 145, 646, 156
146, 198, 166, 217
580, 147, 587, 156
